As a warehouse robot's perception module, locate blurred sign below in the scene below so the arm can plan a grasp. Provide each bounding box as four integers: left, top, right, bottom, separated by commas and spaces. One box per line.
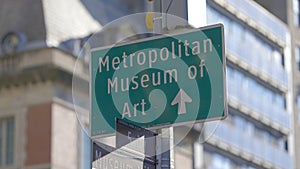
116, 118, 157, 160
92, 141, 156, 169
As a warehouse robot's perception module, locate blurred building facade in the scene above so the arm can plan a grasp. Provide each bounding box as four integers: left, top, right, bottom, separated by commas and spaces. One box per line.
289, 0, 300, 169
0, 0, 100, 168
201, 0, 293, 168
0, 0, 297, 169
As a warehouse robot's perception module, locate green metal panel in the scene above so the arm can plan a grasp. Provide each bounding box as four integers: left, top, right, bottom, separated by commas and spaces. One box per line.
90, 24, 226, 137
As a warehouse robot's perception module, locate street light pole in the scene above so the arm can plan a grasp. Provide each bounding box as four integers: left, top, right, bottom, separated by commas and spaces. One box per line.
152, 1, 175, 169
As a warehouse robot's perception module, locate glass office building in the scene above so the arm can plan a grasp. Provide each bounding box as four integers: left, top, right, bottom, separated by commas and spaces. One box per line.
200, 0, 293, 169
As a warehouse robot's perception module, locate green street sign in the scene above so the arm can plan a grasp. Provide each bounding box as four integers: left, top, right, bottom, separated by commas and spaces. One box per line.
90, 24, 227, 137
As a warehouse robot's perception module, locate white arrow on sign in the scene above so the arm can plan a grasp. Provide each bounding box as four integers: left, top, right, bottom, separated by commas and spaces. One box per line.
171, 89, 192, 115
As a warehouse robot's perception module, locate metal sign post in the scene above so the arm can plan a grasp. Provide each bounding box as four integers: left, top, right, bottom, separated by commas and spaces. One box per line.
154, 1, 174, 169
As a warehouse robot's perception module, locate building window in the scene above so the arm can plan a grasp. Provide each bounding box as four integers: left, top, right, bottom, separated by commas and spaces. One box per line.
0, 117, 14, 167
297, 95, 300, 126
295, 47, 300, 71
208, 5, 287, 85
294, 0, 300, 26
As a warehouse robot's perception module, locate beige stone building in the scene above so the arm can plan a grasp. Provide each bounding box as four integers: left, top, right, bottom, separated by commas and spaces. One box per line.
0, 0, 100, 168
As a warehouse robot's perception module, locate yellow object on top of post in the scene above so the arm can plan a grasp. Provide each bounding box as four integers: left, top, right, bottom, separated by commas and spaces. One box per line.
145, 11, 154, 30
